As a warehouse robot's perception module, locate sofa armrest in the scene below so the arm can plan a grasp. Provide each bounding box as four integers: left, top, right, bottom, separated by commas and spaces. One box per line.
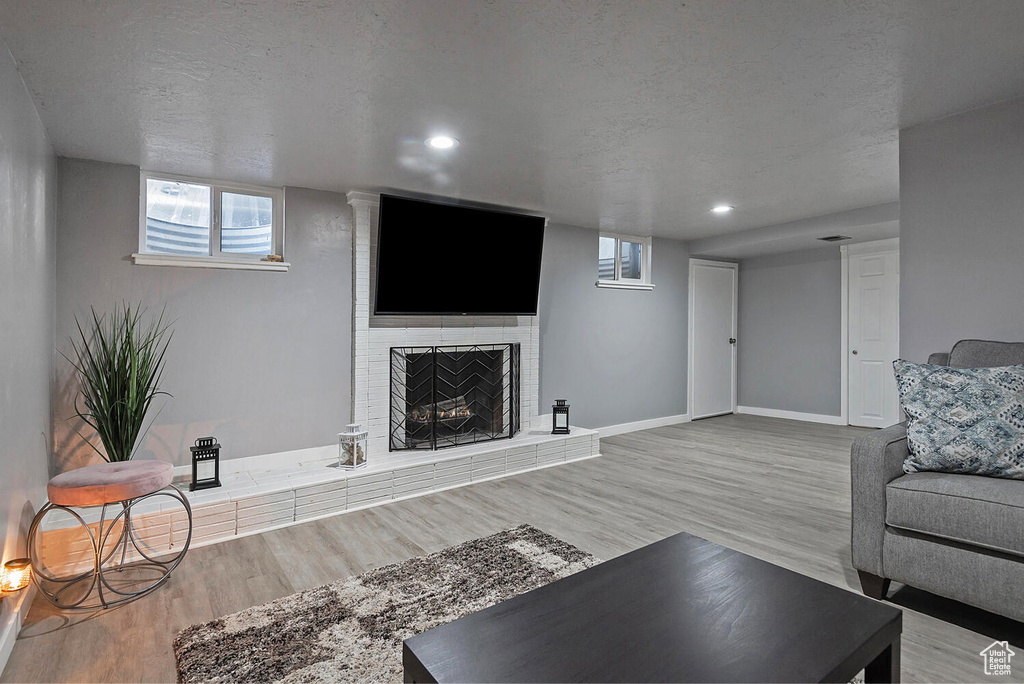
927, 352, 950, 366
850, 422, 909, 576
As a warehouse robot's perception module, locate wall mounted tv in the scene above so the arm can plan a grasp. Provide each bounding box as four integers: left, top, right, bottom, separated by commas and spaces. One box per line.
374, 194, 546, 316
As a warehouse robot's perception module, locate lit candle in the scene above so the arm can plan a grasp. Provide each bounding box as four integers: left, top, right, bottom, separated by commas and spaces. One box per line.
1, 558, 31, 592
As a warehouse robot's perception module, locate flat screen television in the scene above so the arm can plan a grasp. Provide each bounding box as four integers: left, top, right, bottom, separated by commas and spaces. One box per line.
374, 194, 545, 315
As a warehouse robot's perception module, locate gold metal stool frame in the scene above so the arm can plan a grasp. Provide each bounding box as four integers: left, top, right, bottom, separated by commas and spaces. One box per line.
27, 485, 192, 609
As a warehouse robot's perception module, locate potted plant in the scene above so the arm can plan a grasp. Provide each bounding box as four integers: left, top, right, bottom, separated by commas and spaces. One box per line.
63, 303, 173, 462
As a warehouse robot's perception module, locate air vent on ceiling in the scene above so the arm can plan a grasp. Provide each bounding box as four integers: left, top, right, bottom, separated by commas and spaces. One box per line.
817, 235, 852, 242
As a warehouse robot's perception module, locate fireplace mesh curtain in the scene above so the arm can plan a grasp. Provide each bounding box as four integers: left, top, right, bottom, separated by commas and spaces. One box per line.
389, 343, 520, 451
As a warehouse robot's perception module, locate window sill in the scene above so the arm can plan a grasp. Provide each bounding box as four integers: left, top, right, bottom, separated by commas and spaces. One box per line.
595, 280, 655, 291
132, 253, 290, 272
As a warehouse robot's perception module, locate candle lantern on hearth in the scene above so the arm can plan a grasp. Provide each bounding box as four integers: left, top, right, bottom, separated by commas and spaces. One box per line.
552, 399, 571, 435
336, 423, 368, 469
189, 436, 222, 491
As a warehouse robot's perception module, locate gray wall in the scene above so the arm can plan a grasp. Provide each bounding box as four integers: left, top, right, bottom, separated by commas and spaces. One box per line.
0, 47, 56, 562
54, 159, 352, 468
737, 247, 841, 416
539, 223, 688, 428
901, 96, 1024, 362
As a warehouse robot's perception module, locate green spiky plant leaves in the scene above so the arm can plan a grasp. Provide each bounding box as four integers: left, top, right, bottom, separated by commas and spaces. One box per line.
62, 303, 173, 463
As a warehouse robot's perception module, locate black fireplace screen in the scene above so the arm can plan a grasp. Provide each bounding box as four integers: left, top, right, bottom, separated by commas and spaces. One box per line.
389, 343, 521, 451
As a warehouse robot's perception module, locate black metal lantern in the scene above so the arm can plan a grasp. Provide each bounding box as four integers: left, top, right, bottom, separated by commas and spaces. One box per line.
189, 436, 221, 491
552, 399, 570, 435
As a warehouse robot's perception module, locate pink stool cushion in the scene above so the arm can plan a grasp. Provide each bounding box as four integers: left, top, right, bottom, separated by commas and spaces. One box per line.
47, 461, 174, 506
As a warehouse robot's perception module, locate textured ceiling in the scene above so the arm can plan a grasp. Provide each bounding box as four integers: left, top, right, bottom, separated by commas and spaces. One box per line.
3, 1, 1024, 239
688, 203, 900, 259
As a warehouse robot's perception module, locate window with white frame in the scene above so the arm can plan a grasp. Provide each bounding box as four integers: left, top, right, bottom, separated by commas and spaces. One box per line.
597, 232, 654, 290
135, 171, 286, 270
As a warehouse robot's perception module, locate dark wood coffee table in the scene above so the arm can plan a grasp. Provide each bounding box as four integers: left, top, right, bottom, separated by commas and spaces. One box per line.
403, 532, 902, 683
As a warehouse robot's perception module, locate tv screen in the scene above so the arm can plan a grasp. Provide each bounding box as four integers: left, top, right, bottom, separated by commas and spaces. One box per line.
374, 194, 545, 315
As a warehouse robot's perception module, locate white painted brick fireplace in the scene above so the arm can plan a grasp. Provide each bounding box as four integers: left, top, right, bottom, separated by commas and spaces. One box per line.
347, 191, 542, 455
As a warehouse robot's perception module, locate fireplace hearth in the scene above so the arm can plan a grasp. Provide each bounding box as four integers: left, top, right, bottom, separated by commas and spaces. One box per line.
390, 344, 520, 451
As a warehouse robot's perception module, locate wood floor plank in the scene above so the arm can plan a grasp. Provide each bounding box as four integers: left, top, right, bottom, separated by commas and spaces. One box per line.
2, 414, 1020, 683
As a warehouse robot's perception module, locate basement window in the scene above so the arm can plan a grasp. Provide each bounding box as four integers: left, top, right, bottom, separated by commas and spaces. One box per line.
596, 232, 654, 290
133, 171, 288, 271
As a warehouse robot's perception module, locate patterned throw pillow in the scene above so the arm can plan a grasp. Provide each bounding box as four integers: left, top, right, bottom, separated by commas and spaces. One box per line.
893, 359, 1024, 480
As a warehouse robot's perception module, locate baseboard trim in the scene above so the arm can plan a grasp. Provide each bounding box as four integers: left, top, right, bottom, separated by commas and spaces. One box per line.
735, 405, 846, 425
0, 584, 36, 676
598, 414, 691, 438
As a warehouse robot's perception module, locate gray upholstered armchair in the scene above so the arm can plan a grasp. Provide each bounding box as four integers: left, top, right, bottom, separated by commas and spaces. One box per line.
850, 340, 1024, 621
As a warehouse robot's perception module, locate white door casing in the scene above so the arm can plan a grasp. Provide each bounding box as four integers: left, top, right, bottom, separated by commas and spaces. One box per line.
688, 259, 738, 420
844, 239, 900, 428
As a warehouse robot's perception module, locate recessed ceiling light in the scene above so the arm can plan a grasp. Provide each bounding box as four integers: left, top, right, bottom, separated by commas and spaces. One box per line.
711, 205, 734, 214
426, 135, 459, 150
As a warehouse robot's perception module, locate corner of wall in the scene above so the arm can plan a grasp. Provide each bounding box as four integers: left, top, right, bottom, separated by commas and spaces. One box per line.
0, 30, 58, 675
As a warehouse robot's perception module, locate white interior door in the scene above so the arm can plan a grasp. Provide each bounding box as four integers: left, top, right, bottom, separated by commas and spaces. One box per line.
847, 240, 900, 428
689, 259, 738, 420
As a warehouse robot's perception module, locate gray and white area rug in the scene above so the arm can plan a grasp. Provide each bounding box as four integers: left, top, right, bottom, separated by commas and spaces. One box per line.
174, 524, 599, 683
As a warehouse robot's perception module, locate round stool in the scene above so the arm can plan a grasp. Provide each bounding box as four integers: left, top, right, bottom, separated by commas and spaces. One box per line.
28, 461, 192, 609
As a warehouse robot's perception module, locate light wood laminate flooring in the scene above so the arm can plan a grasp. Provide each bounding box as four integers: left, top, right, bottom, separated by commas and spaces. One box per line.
3, 415, 1021, 683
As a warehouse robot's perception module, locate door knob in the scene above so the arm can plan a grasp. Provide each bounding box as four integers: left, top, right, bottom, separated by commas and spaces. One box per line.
852, 350, 858, 355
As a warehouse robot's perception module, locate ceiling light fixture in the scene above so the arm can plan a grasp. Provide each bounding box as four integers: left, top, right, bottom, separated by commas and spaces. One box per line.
426, 135, 459, 150
711, 205, 734, 214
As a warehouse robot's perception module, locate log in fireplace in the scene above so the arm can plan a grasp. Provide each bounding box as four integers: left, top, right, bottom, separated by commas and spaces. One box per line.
389, 343, 520, 451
